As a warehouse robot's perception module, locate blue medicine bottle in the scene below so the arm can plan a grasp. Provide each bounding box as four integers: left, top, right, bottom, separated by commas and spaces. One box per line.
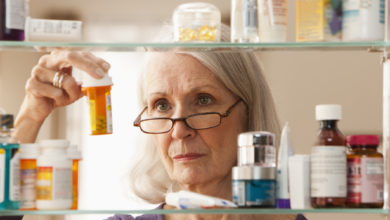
0, 114, 20, 210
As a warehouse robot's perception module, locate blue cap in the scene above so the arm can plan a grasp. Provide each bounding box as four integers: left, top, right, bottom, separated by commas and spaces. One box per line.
277, 199, 290, 209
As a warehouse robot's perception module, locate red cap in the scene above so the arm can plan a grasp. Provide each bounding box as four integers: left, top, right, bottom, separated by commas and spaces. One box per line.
346, 135, 380, 146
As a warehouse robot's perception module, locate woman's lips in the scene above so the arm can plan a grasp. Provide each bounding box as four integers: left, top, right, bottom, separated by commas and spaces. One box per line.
173, 153, 205, 162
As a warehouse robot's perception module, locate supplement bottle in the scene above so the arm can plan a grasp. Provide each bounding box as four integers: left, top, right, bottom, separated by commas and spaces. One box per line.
36, 139, 72, 210
19, 143, 39, 210
346, 135, 384, 208
311, 104, 346, 208
82, 74, 113, 135
67, 145, 81, 210
0, 0, 27, 40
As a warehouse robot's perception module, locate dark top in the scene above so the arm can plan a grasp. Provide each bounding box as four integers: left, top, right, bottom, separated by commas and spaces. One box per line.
107, 204, 308, 220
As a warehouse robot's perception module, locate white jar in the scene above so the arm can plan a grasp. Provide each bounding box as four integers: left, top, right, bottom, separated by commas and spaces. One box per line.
36, 139, 72, 210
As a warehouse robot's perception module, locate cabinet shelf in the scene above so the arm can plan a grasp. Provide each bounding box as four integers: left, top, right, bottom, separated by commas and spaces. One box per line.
0, 41, 390, 52
0, 208, 388, 216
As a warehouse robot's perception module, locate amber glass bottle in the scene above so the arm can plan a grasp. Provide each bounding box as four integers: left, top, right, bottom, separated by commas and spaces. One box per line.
311, 104, 346, 208
346, 135, 384, 208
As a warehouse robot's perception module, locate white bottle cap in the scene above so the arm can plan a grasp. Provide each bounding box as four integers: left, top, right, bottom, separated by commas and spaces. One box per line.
39, 139, 69, 148
315, 104, 342, 121
82, 73, 113, 88
19, 143, 40, 159
67, 145, 82, 160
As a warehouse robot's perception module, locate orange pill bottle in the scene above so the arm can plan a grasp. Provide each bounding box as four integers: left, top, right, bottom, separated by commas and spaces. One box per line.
82, 74, 113, 135
67, 145, 81, 210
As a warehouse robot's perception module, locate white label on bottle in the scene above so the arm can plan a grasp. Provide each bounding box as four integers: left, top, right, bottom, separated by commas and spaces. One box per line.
106, 94, 113, 133
20, 163, 37, 209
53, 167, 72, 200
5, 0, 25, 30
0, 149, 5, 203
311, 146, 347, 197
361, 157, 384, 203
232, 181, 245, 206
26, 18, 83, 41
9, 152, 20, 201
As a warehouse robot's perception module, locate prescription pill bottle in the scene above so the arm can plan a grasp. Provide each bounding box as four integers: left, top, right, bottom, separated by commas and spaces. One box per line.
82, 74, 113, 135
36, 139, 72, 210
67, 145, 81, 210
19, 143, 39, 210
173, 2, 221, 42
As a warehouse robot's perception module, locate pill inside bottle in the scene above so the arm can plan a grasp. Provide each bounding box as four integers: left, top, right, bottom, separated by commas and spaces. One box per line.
81, 73, 113, 135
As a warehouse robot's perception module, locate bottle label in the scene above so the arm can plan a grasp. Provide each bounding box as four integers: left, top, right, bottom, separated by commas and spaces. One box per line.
37, 167, 53, 200
5, 0, 25, 30
232, 180, 246, 206
37, 166, 72, 201
88, 99, 97, 131
9, 151, 20, 201
0, 149, 5, 203
106, 93, 113, 133
311, 146, 347, 197
20, 159, 37, 209
347, 157, 384, 203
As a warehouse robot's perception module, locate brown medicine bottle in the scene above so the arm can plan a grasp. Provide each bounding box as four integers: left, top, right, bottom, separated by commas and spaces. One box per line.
311, 104, 347, 208
346, 135, 384, 208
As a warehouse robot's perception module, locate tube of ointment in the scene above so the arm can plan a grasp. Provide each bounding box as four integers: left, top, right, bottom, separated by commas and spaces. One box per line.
276, 122, 294, 208
165, 190, 237, 209
25, 17, 83, 41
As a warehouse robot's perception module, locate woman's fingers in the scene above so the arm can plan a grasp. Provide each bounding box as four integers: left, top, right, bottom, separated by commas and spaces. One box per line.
38, 50, 110, 79
31, 65, 83, 103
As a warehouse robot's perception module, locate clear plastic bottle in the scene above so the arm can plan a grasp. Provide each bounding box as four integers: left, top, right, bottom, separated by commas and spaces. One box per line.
0, 114, 20, 210
311, 104, 347, 208
0, 0, 27, 40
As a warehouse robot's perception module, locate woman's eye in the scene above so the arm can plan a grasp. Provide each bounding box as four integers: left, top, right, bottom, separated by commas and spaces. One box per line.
154, 100, 170, 111
198, 95, 213, 105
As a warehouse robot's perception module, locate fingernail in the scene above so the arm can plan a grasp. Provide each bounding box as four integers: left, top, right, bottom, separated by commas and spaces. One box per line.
102, 62, 110, 71
95, 68, 105, 77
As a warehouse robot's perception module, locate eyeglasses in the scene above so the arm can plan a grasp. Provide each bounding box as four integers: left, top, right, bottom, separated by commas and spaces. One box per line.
133, 99, 242, 134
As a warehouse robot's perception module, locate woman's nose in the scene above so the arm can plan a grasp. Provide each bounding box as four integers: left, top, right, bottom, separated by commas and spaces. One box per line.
171, 119, 196, 139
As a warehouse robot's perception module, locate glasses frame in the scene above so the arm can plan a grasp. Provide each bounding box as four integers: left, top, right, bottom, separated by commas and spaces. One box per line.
133, 99, 242, 134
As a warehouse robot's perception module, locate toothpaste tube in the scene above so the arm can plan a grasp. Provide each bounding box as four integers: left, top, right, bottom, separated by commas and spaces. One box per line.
165, 190, 237, 209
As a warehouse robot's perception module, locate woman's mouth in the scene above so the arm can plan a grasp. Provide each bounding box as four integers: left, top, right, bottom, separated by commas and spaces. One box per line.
173, 153, 206, 162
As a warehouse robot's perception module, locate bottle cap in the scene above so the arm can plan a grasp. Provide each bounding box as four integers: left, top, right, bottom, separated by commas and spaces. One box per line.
82, 73, 113, 88
19, 143, 40, 159
238, 131, 275, 147
346, 135, 380, 146
315, 104, 342, 121
39, 139, 69, 148
232, 166, 276, 180
0, 114, 14, 130
67, 144, 82, 160
173, 2, 221, 24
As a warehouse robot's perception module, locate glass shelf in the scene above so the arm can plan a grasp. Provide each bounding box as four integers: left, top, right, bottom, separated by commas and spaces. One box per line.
0, 208, 388, 216
1, 41, 390, 52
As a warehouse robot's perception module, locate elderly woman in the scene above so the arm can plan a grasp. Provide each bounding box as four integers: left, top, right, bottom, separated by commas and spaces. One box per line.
12, 49, 306, 220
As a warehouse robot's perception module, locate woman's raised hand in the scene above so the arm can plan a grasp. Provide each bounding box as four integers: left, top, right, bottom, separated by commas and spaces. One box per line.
14, 50, 110, 143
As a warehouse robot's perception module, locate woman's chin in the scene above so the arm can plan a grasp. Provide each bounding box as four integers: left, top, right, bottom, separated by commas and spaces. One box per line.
173, 167, 208, 185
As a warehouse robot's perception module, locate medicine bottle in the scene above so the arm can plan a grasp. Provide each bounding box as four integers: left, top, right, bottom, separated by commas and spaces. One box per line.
346, 135, 384, 208
311, 104, 346, 208
173, 2, 221, 42
0, 0, 27, 40
82, 74, 113, 135
36, 139, 72, 210
0, 114, 20, 210
67, 145, 82, 210
19, 143, 39, 210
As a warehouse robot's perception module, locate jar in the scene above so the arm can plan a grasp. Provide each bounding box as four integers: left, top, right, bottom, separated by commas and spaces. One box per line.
82, 73, 113, 135
173, 2, 221, 42
36, 139, 72, 210
232, 166, 276, 207
237, 131, 275, 167
67, 145, 82, 210
346, 135, 384, 208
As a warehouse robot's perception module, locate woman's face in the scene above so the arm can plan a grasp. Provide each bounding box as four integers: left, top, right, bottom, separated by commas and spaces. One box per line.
142, 53, 247, 187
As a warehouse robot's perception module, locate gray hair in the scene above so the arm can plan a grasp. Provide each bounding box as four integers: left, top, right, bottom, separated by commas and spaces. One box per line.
128, 25, 281, 204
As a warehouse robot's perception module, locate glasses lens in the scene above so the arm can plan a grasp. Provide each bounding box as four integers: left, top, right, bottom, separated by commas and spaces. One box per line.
140, 119, 172, 133
187, 113, 221, 129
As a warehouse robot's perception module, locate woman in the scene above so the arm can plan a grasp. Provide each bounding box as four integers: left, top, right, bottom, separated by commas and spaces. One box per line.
11, 49, 306, 220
